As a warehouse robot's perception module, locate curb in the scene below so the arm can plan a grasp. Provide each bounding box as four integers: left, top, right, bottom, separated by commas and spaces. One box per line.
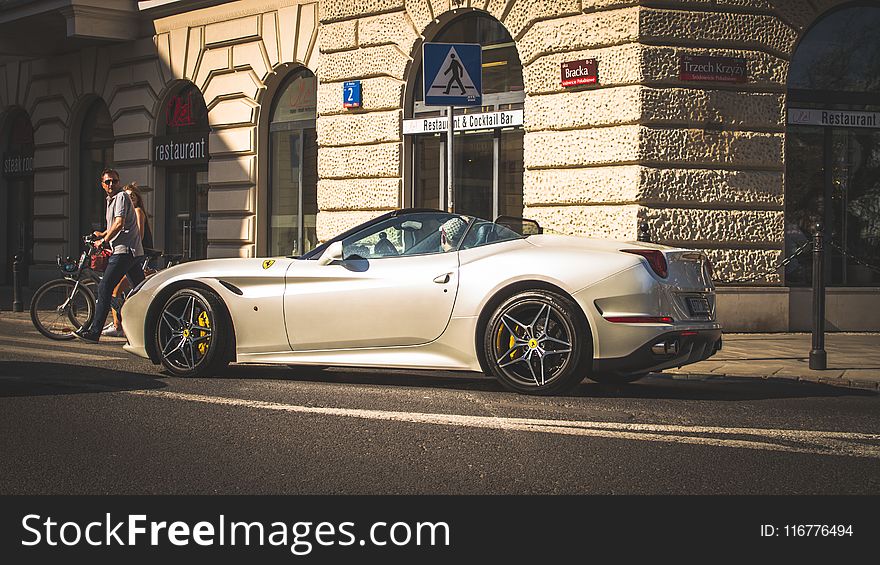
665, 371, 880, 391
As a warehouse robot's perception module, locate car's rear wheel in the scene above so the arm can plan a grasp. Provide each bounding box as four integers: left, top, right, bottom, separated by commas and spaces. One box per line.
483, 289, 590, 395
155, 288, 230, 377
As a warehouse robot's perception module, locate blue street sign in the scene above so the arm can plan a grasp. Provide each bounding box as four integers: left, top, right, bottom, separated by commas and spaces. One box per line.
423, 43, 482, 107
343, 80, 362, 108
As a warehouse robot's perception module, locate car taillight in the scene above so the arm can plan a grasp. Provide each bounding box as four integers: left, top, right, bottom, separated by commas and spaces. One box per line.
622, 249, 668, 278
604, 316, 674, 324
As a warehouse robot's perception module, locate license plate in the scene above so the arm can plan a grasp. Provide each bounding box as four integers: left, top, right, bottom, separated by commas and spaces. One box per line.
687, 297, 710, 315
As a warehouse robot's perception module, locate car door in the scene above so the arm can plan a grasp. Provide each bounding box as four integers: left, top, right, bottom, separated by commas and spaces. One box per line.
283, 214, 462, 350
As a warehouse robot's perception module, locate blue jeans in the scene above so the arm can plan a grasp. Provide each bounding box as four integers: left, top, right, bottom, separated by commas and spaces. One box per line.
88, 251, 145, 335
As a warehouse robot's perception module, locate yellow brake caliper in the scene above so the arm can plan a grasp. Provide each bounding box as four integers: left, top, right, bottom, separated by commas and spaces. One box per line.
497, 325, 521, 360
197, 310, 211, 355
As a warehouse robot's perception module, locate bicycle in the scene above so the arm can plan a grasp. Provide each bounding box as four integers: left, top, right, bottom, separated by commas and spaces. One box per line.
29, 235, 180, 340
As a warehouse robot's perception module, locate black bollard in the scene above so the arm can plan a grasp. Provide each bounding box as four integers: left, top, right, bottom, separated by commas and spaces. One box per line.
809, 223, 826, 370
637, 219, 651, 243
12, 254, 23, 312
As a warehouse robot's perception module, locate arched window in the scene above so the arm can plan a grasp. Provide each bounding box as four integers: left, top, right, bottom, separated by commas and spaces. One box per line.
406, 11, 524, 220
155, 82, 210, 260
785, 4, 880, 286
2, 110, 34, 286
79, 100, 114, 239
268, 68, 318, 257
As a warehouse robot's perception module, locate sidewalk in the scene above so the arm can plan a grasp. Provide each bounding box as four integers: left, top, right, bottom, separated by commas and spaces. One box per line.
665, 333, 880, 390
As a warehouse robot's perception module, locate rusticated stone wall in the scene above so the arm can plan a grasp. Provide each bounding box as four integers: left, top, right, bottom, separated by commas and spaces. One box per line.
318, 0, 857, 287
627, 0, 855, 284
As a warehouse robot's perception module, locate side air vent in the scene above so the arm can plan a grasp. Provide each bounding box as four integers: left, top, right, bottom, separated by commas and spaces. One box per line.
218, 280, 243, 295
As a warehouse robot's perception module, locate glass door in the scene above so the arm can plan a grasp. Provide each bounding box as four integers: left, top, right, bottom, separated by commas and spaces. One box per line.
166, 167, 209, 260
269, 125, 318, 256
830, 128, 880, 285
453, 131, 494, 220
5, 178, 32, 286
412, 128, 523, 220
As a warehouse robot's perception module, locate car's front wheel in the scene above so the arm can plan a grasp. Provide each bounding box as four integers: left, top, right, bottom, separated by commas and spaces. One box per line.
155, 288, 230, 377
483, 290, 590, 395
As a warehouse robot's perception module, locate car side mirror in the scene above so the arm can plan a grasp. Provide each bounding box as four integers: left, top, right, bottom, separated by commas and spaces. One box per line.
317, 241, 343, 266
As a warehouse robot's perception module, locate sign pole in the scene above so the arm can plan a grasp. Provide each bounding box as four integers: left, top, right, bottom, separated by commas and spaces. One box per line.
447, 105, 454, 213
422, 42, 481, 213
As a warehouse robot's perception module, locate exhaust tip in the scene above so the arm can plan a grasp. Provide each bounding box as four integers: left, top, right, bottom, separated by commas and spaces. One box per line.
651, 341, 679, 356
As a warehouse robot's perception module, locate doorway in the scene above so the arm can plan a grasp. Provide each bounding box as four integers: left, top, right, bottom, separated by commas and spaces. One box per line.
4, 178, 32, 286
165, 167, 209, 260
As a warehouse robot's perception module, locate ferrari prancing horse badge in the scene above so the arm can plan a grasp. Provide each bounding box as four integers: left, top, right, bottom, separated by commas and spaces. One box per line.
262, 260, 275, 269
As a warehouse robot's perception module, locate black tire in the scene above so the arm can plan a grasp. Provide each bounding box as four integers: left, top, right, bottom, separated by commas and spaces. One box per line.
154, 287, 231, 377
589, 372, 648, 385
482, 289, 591, 395
30, 280, 95, 340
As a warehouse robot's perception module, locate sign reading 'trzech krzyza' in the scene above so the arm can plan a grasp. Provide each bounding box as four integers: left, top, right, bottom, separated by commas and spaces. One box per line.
561, 59, 598, 87
680, 55, 747, 83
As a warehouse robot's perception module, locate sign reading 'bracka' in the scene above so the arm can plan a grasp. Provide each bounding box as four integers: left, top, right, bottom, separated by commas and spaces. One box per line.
560, 59, 598, 87
153, 132, 209, 166
680, 55, 747, 83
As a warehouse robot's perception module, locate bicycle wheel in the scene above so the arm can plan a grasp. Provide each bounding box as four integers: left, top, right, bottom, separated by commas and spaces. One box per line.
30, 280, 96, 340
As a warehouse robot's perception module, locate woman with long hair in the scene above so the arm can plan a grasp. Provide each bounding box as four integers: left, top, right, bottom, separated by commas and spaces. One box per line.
104, 182, 153, 337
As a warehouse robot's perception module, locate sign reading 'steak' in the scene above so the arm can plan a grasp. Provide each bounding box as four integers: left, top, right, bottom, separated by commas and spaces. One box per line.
680, 55, 747, 83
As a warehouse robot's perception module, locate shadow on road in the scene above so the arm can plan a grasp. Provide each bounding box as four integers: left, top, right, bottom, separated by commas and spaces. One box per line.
201, 364, 506, 392
204, 364, 877, 401
571, 374, 878, 401
0, 361, 167, 398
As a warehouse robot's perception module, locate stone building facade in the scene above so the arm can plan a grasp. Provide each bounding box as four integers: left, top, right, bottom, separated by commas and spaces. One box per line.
0, 0, 878, 331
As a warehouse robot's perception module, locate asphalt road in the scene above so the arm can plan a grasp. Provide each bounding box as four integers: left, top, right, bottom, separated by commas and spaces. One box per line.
1, 314, 879, 496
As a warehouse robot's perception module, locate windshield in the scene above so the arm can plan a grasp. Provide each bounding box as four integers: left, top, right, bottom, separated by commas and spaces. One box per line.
298, 210, 530, 260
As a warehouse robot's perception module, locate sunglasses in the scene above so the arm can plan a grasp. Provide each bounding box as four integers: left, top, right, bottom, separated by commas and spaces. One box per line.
102, 179, 120, 186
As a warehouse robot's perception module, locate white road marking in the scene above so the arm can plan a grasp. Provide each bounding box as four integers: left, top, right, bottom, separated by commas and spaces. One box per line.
126, 390, 880, 459
0, 344, 128, 362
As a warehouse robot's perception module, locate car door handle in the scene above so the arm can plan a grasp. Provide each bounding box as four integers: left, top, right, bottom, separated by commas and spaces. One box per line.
433, 273, 451, 284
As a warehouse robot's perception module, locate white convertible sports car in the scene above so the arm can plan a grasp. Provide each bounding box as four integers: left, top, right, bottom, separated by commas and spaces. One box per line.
121, 209, 721, 394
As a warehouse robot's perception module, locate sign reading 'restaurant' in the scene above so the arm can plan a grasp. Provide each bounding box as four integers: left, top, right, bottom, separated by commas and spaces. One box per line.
153, 133, 209, 166
788, 108, 880, 129
561, 59, 598, 87
680, 55, 747, 83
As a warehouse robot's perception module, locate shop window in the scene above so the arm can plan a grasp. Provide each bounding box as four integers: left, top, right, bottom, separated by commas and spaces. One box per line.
268, 68, 318, 257
79, 100, 114, 239
407, 12, 524, 220
786, 5, 880, 286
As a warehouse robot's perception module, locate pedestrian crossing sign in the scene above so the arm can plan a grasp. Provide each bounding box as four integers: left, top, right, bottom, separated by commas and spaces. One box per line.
423, 42, 482, 107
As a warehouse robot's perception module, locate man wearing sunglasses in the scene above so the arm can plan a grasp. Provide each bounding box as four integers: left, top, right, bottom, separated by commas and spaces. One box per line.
74, 168, 145, 342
